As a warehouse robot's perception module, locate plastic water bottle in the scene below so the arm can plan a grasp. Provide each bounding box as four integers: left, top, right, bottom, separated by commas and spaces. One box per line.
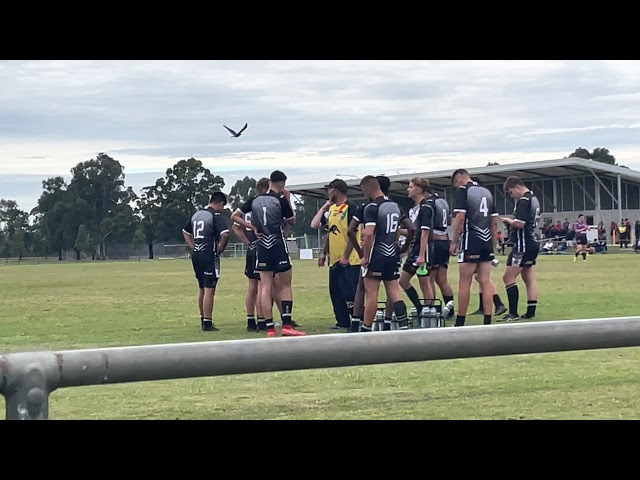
420, 306, 430, 328
441, 300, 455, 319
375, 309, 385, 331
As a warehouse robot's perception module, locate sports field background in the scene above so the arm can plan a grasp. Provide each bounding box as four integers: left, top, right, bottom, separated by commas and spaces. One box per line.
1, 253, 639, 419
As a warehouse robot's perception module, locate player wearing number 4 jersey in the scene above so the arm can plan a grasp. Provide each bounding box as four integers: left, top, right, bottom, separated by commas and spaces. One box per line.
499, 176, 540, 322
182, 191, 230, 332
358, 175, 414, 332
450, 169, 499, 327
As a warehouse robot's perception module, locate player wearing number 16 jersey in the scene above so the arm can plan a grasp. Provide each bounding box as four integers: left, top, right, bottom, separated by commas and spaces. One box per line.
450, 169, 499, 327
359, 175, 414, 332
499, 176, 541, 322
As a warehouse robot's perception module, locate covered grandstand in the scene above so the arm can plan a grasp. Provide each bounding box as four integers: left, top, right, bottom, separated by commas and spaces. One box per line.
287, 157, 640, 233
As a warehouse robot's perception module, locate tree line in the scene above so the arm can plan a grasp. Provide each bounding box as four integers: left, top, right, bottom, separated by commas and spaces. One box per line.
0, 147, 623, 260
0, 153, 323, 260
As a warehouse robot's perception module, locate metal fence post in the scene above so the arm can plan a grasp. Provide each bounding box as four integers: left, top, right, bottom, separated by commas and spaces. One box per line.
1, 353, 60, 420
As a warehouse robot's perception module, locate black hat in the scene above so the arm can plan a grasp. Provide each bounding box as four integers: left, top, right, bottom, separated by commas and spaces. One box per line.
325, 178, 349, 194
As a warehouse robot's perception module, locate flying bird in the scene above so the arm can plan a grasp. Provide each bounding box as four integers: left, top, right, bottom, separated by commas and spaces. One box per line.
223, 123, 248, 138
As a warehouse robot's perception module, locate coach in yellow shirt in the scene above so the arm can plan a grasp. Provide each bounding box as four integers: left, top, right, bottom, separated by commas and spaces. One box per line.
310, 179, 362, 329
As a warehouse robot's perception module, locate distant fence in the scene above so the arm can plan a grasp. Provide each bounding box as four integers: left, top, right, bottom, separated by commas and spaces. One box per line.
2, 316, 640, 420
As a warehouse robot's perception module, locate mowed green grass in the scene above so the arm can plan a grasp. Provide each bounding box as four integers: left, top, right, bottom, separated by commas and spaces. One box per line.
1, 253, 639, 419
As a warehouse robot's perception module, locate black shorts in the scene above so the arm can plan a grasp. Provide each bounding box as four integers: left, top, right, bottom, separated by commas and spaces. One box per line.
576, 233, 588, 245
457, 240, 495, 264
402, 256, 429, 277
244, 248, 260, 280
364, 255, 401, 281
255, 237, 292, 273
430, 240, 450, 269
506, 242, 539, 268
191, 251, 220, 289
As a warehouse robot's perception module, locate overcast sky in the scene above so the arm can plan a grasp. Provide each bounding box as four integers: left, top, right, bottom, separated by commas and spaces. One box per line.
2, 60, 640, 211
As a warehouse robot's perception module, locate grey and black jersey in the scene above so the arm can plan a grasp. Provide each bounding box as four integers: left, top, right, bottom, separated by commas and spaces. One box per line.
363, 196, 401, 258
428, 193, 451, 234
237, 197, 258, 251
239, 190, 294, 246
509, 190, 541, 251
408, 199, 433, 258
453, 181, 498, 249
183, 207, 229, 253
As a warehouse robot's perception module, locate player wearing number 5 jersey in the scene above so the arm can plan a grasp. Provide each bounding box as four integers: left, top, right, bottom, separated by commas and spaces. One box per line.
359, 175, 414, 332
182, 191, 230, 332
425, 189, 455, 318
450, 169, 499, 327
499, 176, 541, 322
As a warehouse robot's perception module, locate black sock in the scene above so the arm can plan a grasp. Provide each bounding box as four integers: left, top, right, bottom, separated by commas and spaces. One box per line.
247, 315, 257, 329
257, 317, 266, 331
478, 293, 483, 311
582, 253, 586, 260
360, 324, 372, 332
393, 300, 409, 329
203, 317, 212, 328
266, 319, 275, 330
404, 286, 423, 313
493, 293, 504, 308
455, 315, 466, 327
506, 283, 519, 316
526, 300, 537, 317
484, 314, 492, 325
575, 251, 579, 257
281, 300, 293, 326
383, 317, 392, 331
351, 317, 361, 332
443, 295, 455, 317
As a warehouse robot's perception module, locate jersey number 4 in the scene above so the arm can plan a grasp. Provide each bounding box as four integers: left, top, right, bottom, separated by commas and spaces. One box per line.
479, 197, 489, 217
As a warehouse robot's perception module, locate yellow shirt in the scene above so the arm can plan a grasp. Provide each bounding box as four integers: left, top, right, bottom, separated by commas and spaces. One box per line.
325, 201, 361, 266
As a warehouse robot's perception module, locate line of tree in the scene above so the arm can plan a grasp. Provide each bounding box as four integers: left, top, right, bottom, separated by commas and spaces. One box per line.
0, 147, 626, 260
0, 153, 322, 260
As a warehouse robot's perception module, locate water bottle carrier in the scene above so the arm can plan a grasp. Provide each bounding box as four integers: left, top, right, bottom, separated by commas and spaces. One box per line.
375, 298, 446, 330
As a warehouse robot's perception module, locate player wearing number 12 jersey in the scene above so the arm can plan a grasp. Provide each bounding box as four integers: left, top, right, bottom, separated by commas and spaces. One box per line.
499, 176, 541, 322
359, 175, 414, 332
450, 169, 499, 327
182, 191, 230, 331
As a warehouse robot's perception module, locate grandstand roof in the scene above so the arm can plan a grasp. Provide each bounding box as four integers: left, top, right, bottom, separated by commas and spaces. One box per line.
287, 157, 640, 201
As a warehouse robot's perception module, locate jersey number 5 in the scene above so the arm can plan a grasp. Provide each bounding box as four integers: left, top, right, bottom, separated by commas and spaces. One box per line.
193, 220, 205, 239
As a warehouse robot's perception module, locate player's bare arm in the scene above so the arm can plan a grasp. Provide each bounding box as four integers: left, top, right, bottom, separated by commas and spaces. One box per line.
182, 229, 195, 250
450, 212, 465, 255
417, 228, 430, 266
398, 217, 415, 254
232, 223, 250, 246
347, 219, 364, 258
231, 209, 260, 237
500, 216, 524, 229
318, 233, 329, 267
310, 200, 333, 229
217, 231, 230, 255
361, 224, 375, 267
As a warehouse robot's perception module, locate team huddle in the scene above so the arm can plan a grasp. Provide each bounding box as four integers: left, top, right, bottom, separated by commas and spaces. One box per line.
182, 168, 543, 335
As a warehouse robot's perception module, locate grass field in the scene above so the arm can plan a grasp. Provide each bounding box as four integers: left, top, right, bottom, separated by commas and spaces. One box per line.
1, 253, 639, 419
